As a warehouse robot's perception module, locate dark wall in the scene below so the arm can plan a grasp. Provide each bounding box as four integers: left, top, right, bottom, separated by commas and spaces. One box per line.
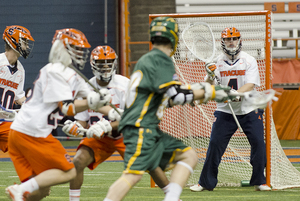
0, 0, 116, 91
128, 0, 176, 73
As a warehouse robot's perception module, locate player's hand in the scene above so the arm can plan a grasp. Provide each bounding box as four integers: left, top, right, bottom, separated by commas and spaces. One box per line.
62, 120, 85, 137
213, 85, 231, 102
228, 89, 241, 102
86, 119, 112, 139
108, 108, 124, 121
87, 89, 111, 111
205, 62, 217, 78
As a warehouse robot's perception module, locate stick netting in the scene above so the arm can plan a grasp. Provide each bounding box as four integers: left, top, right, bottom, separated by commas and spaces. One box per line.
156, 12, 300, 189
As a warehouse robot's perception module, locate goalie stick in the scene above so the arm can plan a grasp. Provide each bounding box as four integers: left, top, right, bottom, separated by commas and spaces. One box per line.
182, 22, 244, 133
228, 89, 278, 109
49, 40, 121, 115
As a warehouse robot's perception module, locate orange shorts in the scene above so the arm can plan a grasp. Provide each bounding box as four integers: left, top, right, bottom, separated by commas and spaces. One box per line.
0, 122, 12, 153
8, 129, 74, 182
78, 136, 125, 170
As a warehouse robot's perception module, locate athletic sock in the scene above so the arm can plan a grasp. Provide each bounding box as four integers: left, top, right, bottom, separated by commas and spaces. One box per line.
19, 178, 39, 193
163, 182, 182, 201
69, 189, 81, 201
162, 184, 170, 194
103, 198, 113, 201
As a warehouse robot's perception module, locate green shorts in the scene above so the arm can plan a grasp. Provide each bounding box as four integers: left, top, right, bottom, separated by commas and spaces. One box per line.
122, 126, 189, 174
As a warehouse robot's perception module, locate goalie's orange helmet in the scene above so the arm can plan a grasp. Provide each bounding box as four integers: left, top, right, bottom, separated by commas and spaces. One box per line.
221, 27, 241, 39
3, 25, 35, 59
52, 28, 91, 70
221, 27, 242, 59
90, 45, 118, 82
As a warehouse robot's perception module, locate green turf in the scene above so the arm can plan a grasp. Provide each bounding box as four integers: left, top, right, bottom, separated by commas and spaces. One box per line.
280, 140, 300, 147
1, 140, 300, 200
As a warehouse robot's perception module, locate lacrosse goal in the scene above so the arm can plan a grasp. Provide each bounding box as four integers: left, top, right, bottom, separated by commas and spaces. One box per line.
150, 11, 300, 190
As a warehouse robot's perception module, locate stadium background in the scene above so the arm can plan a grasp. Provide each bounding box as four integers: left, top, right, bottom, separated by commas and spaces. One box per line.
0, 0, 299, 140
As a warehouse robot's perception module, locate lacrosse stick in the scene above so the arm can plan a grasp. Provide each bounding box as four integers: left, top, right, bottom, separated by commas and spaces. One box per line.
0, 104, 18, 122
182, 22, 244, 133
229, 89, 278, 109
49, 40, 120, 115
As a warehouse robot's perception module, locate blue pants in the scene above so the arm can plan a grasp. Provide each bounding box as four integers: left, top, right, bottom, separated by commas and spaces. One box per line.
199, 109, 266, 189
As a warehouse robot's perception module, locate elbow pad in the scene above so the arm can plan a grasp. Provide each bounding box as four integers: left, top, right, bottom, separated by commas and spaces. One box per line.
166, 85, 194, 105
58, 100, 76, 116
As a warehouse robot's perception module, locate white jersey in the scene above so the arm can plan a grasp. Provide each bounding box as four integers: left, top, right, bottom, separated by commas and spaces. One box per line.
75, 74, 129, 126
214, 51, 260, 115
0, 53, 25, 109
11, 63, 91, 137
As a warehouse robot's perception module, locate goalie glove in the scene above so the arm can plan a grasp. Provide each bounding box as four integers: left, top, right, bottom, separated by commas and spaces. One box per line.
87, 89, 111, 111
108, 108, 124, 121
86, 119, 112, 140
62, 120, 85, 137
205, 62, 217, 80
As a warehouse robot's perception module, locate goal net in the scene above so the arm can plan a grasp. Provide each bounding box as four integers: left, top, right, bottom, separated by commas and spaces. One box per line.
150, 11, 300, 190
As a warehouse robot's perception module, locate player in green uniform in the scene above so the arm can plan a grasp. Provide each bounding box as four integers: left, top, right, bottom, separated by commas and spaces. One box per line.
103, 17, 231, 201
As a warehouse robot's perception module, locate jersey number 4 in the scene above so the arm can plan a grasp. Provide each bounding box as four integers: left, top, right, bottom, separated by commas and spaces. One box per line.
228, 78, 238, 90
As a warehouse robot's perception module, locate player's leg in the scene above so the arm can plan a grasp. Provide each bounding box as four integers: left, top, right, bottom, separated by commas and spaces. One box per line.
6, 130, 76, 200
26, 187, 51, 201
104, 126, 164, 201
240, 109, 268, 187
198, 111, 238, 190
157, 132, 197, 201
70, 137, 116, 200
104, 173, 143, 201
34, 167, 77, 187
69, 145, 94, 201
149, 167, 170, 189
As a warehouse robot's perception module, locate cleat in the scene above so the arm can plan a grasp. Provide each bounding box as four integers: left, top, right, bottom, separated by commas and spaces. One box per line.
190, 184, 213, 192
5, 184, 29, 201
254, 184, 271, 191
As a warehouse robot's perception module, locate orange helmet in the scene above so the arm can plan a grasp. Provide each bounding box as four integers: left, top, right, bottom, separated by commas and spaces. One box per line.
221, 27, 242, 59
90, 45, 117, 82
52, 28, 91, 70
3, 25, 35, 59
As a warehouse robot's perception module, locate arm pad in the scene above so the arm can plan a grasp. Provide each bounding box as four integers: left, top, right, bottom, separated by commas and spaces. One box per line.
166, 85, 194, 105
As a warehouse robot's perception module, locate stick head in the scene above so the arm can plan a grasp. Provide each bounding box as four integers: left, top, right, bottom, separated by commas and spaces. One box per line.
182, 22, 215, 63
242, 89, 278, 109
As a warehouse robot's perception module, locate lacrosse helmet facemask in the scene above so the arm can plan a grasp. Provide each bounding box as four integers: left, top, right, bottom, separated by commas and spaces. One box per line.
221, 27, 242, 60
90, 45, 117, 82
3, 25, 35, 59
52, 28, 91, 70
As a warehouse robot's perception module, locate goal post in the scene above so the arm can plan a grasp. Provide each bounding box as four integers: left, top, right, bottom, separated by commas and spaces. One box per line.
149, 11, 300, 190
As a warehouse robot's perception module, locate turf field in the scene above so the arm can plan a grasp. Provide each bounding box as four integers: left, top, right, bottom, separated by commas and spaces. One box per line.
0, 140, 300, 201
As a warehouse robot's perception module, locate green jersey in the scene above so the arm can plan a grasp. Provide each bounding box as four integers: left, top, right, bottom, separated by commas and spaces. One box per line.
119, 48, 180, 131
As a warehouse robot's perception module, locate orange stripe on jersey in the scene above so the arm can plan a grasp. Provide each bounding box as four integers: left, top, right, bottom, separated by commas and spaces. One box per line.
220, 70, 246, 77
